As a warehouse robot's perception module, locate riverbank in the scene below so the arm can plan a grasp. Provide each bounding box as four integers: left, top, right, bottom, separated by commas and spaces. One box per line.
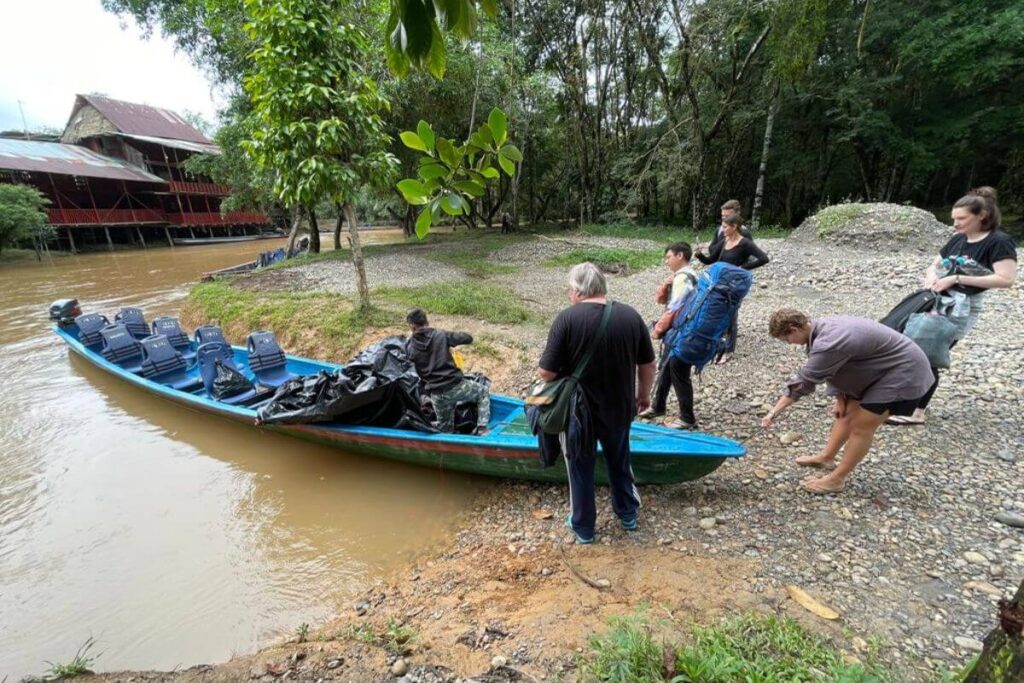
84, 226, 1021, 682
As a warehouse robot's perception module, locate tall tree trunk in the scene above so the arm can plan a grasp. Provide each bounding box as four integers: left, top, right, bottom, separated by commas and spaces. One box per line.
285, 205, 302, 255
343, 203, 370, 312
963, 578, 1024, 682
751, 87, 778, 231
307, 208, 321, 254
333, 206, 344, 250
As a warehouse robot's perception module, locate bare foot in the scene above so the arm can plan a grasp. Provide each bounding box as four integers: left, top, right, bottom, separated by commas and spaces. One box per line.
803, 474, 847, 494
795, 454, 836, 469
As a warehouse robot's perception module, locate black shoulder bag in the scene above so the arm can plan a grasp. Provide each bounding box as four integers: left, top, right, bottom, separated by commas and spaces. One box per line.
525, 302, 614, 435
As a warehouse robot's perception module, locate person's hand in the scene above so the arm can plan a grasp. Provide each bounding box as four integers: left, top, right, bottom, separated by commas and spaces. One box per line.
636, 394, 651, 414
833, 394, 847, 419
761, 411, 775, 429
931, 275, 957, 293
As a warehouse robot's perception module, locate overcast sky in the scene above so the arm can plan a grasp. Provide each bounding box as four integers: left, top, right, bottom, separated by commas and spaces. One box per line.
0, 0, 223, 134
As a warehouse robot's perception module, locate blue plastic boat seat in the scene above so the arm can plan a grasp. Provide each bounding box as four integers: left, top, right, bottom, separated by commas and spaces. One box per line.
99, 324, 144, 374
196, 341, 258, 405
140, 335, 203, 391
152, 316, 196, 361
74, 313, 110, 349
246, 330, 297, 388
194, 324, 227, 347
116, 307, 150, 339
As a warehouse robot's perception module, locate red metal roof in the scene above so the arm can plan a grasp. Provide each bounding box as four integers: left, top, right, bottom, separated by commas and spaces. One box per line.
0, 139, 166, 183
72, 94, 213, 144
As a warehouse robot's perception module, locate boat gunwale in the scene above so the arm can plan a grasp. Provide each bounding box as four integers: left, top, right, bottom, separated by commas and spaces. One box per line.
54, 325, 746, 462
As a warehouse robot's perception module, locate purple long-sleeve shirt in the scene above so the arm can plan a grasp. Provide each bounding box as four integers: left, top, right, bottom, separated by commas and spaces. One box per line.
785, 316, 933, 404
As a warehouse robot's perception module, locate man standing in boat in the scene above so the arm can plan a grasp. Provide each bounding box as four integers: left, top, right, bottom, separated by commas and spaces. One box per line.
538, 263, 656, 543
405, 309, 491, 436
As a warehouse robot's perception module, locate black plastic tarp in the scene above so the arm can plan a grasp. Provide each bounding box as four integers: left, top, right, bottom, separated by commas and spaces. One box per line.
255, 336, 433, 430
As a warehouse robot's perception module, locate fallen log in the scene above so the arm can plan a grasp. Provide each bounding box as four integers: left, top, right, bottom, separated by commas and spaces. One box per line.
963, 578, 1024, 682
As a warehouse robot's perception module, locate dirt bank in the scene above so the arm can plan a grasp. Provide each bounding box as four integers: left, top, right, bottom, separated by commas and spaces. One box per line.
86, 227, 1022, 682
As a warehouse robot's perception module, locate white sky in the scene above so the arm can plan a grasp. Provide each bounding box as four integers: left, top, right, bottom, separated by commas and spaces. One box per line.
0, 0, 223, 133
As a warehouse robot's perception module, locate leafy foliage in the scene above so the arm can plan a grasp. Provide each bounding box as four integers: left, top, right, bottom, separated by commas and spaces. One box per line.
384, 0, 499, 78
241, 0, 397, 213
396, 107, 521, 237
0, 184, 51, 256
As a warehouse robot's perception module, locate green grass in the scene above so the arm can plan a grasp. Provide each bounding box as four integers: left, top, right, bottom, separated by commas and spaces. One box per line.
340, 620, 417, 655
579, 611, 917, 683
545, 247, 664, 271
814, 203, 867, 238
424, 230, 524, 276
375, 280, 533, 324
46, 637, 98, 678
187, 280, 401, 354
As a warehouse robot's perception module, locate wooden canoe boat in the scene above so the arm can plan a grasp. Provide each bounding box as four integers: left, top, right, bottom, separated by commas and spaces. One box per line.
53, 323, 745, 484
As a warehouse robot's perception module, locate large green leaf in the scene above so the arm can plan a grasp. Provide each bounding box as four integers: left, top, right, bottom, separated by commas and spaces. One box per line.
425, 20, 447, 78
416, 120, 435, 151
418, 162, 448, 180
487, 107, 507, 146
397, 178, 429, 204
479, 166, 500, 179
402, 0, 435, 62
415, 206, 432, 239
400, 131, 428, 151
440, 192, 464, 215
454, 179, 485, 197
499, 144, 522, 162
436, 137, 460, 168
498, 153, 515, 176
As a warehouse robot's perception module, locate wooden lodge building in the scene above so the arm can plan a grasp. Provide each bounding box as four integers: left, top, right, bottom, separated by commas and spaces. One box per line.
0, 94, 272, 251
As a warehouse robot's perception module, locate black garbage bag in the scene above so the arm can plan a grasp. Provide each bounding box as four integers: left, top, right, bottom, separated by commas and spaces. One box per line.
213, 359, 255, 399
880, 289, 938, 333
346, 336, 421, 398
256, 368, 436, 432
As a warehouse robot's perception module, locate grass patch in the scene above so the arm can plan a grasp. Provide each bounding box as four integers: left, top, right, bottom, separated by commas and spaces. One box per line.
814, 203, 866, 238
424, 230, 525, 277
579, 611, 914, 682
340, 620, 418, 655
545, 247, 663, 271
46, 637, 99, 678
186, 280, 402, 357
375, 280, 533, 325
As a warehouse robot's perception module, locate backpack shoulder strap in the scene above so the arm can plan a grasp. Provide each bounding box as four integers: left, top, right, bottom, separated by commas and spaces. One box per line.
571, 302, 614, 381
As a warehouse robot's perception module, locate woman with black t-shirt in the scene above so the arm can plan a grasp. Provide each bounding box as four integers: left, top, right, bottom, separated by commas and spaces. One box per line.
888, 187, 1018, 425
694, 214, 770, 363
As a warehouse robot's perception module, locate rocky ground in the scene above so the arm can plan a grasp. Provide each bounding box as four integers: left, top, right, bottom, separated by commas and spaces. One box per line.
88, 226, 1022, 682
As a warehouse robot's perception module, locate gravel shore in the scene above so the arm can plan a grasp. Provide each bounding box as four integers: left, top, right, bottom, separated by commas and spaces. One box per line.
188, 229, 1022, 680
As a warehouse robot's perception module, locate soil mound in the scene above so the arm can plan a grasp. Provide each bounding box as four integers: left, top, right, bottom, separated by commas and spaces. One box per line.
791, 202, 950, 253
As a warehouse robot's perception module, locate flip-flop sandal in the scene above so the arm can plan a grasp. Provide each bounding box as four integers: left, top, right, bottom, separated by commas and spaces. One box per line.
803, 479, 846, 494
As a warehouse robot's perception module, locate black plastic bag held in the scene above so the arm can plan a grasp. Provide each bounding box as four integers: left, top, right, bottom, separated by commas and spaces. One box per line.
212, 359, 255, 399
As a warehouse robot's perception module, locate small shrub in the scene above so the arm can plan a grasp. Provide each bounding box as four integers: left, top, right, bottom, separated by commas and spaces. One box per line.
814, 203, 866, 237
296, 622, 310, 643
46, 637, 99, 679
580, 612, 664, 683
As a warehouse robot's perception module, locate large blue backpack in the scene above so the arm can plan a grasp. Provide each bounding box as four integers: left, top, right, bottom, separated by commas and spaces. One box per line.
668, 262, 753, 370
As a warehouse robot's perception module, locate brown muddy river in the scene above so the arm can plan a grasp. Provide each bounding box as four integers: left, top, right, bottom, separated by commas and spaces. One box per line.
0, 235, 481, 678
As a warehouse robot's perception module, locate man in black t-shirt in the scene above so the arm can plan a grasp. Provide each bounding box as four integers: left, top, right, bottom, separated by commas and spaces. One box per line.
538, 263, 656, 543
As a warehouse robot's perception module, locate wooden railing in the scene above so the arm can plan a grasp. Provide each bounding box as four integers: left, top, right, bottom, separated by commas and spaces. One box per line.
167, 180, 230, 195
167, 212, 269, 226
47, 208, 165, 225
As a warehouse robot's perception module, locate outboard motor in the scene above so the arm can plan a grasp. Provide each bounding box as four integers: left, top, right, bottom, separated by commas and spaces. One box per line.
49, 299, 81, 328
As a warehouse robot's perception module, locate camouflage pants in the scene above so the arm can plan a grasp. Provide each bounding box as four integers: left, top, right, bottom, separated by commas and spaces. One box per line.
431, 379, 491, 433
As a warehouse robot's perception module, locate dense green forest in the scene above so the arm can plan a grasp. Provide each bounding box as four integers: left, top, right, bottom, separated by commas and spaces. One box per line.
104, 0, 1024, 232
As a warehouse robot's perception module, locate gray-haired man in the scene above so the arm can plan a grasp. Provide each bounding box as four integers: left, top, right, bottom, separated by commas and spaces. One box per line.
537, 263, 656, 543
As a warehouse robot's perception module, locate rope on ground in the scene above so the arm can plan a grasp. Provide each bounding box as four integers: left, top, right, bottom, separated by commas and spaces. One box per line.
558, 545, 607, 590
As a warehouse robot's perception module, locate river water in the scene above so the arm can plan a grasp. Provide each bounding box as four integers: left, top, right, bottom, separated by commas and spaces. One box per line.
0, 236, 480, 678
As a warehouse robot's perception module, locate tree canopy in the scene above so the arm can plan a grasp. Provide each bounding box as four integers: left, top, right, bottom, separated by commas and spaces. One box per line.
103, 0, 1024, 232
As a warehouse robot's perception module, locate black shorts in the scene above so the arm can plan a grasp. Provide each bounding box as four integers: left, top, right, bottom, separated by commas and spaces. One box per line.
861, 398, 920, 417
